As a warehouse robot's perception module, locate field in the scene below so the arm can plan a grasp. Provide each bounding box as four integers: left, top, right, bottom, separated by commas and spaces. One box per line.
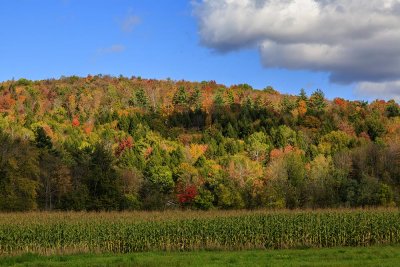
1, 246, 400, 266
1, 209, 400, 256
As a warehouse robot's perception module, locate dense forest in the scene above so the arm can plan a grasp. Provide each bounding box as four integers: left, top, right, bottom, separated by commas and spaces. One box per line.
0, 75, 399, 211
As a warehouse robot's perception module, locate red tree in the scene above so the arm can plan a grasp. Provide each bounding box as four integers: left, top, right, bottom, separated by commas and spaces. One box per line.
177, 185, 198, 206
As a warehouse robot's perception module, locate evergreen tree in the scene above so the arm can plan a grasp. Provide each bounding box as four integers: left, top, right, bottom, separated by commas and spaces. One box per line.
173, 86, 188, 107
214, 92, 225, 107
309, 89, 326, 114
34, 127, 53, 149
135, 88, 149, 108
86, 144, 122, 210
298, 88, 308, 102
189, 87, 202, 109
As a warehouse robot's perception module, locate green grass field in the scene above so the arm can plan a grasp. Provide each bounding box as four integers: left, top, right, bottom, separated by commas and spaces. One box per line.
1, 246, 400, 267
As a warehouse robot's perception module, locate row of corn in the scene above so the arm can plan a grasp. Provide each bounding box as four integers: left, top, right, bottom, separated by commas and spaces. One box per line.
0, 210, 399, 254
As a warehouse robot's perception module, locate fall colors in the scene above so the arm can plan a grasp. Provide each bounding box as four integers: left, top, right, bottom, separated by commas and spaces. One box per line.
0, 75, 399, 211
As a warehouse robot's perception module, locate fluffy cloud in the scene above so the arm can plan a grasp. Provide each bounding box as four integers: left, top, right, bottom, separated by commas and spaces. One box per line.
356, 81, 400, 101
194, 0, 400, 88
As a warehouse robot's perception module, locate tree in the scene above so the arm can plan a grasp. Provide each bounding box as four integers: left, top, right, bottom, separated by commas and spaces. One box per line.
305, 154, 336, 207
173, 86, 188, 107
37, 151, 72, 210
135, 88, 149, 108
281, 96, 296, 112
226, 90, 235, 105
319, 131, 353, 155
213, 91, 225, 107
298, 88, 308, 102
147, 165, 174, 193
85, 144, 122, 210
194, 188, 214, 210
189, 87, 202, 110
140, 164, 175, 210
225, 122, 237, 138
0, 131, 40, 211
245, 132, 270, 161
177, 184, 198, 207
216, 183, 245, 209
186, 144, 208, 165
265, 150, 306, 209
263, 86, 279, 94
176, 162, 200, 187
365, 115, 386, 141
386, 100, 400, 118
297, 100, 307, 117
226, 154, 263, 188
309, 89, 326, 114
272, 125, 297, 148
119, 168, 143, 210
34, 126, 53, 149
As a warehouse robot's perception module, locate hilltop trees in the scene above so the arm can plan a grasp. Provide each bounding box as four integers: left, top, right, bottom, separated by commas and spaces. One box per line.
0, 76, 399, 211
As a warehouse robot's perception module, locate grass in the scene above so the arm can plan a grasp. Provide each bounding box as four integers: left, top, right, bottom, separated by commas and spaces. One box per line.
1, 246, 400, 266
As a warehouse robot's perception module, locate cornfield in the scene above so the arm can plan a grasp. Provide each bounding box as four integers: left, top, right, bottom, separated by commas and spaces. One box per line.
0, 209, 399, 255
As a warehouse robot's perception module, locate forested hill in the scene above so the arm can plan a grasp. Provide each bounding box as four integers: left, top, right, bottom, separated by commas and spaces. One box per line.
0, 75, 399, 211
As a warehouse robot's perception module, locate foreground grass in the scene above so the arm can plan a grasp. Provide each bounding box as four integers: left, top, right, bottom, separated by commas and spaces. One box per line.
1, 246, 400, 267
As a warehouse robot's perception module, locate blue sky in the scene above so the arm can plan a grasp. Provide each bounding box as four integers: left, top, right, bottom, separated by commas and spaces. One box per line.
1, 0, 398, 101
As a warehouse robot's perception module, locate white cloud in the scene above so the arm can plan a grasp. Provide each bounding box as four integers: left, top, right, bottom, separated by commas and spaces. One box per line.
194, 0, 400, 85
121, 14, 140, 33
98, 44, 126, 54
356, 81, 400, 101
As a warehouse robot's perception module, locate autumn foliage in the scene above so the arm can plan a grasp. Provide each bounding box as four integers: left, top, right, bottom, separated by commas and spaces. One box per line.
177, 185, 198, 205
0, 76, 399, 211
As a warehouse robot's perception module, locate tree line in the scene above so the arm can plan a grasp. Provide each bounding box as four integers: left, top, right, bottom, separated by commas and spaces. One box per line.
0, 76, 399, 211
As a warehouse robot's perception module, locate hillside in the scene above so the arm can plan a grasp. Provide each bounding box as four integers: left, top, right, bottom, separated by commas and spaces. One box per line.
0, 75, 399, 211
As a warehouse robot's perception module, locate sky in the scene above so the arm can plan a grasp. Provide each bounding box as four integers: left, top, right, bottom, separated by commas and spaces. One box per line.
1, 0, 400, 101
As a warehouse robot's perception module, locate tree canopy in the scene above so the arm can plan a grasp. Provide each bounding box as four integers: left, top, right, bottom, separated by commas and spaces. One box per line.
0, 76, 399, 211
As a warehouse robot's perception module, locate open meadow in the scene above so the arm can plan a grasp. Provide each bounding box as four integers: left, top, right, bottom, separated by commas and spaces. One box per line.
2, 246, 400, 267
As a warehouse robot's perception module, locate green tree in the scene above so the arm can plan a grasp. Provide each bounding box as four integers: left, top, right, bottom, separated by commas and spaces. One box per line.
148, 165, 174, 193
216, 183, 245, 209
135, 88, 149, 108
0, 131, 40, 211
263, 86, 279, 94
319, 131, 353, 155
365, 115, 386, 141
34, 127, 53, 149
306, 155, 336, 207
281, 96, 296, 112
246, 132, 270, 161
226, 90, 235, 105
309, 89, 326, 114
298, 88, 308, 102
272, 125, 297, 148
85, 144, 122, 210
173, 86, 188, 107
37, 151, 72, 210
189, 87, 202, 109
214, 91, 225, 107
194, 188, 214, 210
386, 100, 400, 117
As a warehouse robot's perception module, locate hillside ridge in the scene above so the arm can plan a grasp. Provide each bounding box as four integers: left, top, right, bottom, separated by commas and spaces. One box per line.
0, 75, 399, 211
